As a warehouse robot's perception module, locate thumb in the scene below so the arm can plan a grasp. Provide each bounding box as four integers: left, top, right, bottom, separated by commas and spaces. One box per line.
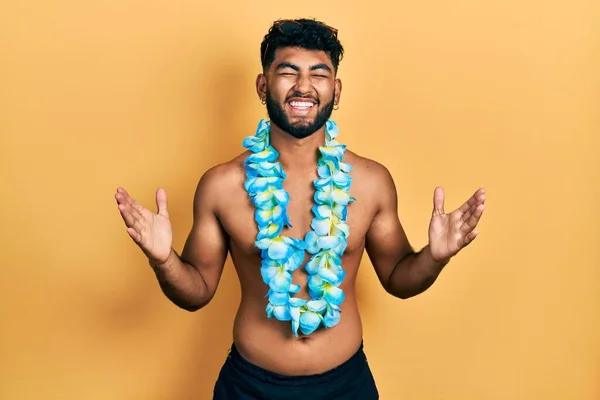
156, 188, 169, 217
432, 186, 445, 216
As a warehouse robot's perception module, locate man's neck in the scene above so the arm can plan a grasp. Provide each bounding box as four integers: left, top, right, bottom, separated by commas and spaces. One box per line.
269, 123, 325, 172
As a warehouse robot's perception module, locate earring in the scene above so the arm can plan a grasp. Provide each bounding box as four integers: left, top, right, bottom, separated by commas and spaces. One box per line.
261, 98, 266, 105
333, 103, 339, 110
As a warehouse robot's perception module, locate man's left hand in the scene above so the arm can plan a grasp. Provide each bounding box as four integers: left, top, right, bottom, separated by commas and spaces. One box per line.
428, 187, 486, 264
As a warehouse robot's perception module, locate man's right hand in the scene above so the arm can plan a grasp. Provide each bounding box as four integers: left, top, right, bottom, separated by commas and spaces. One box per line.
115, 187, 173, 265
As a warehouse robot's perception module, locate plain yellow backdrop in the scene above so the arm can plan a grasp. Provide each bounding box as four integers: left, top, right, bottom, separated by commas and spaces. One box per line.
1, 0, 599, 399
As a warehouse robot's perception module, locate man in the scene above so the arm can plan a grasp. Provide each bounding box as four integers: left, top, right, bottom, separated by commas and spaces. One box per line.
115, 18, 485, 399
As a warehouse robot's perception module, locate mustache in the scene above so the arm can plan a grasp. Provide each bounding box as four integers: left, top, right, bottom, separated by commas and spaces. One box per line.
285, 92, 320, 104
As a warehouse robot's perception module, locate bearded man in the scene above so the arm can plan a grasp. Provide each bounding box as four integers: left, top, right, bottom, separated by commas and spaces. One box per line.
115, 18, 486, 399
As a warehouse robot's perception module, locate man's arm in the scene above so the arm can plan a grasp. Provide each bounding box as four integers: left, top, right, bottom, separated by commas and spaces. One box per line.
365, 163, 485, 299
151, 166, 229, 311
364, 165, 447, 299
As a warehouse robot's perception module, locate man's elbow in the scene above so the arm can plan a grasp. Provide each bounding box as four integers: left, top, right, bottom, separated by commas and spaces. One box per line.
385, 279, 437, 299
175, 295, 213, 312
180, 303, 202, 312
389, 289, 417, 300
383, 281, 415, 300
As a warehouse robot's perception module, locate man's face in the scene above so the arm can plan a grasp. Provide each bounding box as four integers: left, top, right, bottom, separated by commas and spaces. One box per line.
257, 47, 341, 139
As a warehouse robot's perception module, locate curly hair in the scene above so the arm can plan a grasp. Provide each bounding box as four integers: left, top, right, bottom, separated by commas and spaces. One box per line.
260, 18, 344, 73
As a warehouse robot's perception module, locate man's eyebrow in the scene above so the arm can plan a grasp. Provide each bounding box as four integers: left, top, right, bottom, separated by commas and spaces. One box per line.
310, 63, 332, 72
274, 62, 332, 73
275, 62, 299, 71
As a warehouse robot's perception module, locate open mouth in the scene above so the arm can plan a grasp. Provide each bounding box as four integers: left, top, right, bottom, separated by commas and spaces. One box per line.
287, 99, 317, 115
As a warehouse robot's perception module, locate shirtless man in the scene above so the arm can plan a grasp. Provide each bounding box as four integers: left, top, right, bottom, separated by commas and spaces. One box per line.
115, 18, 485, 399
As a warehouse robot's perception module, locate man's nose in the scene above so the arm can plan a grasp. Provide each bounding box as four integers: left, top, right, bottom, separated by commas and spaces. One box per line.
293, 73, 313, 94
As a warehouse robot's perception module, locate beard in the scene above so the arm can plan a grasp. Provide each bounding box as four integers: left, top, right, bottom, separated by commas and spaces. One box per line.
265, 90, 335, 139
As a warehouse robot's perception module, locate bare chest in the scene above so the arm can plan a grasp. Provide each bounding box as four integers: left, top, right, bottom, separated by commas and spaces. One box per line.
218, 174, 371, 260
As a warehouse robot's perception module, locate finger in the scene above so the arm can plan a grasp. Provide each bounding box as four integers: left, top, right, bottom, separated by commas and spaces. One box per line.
116, 193, 142, 220
130, 204, 148, 233
463, 229, 479, 246
457, 195, 476, 214
115, 195, 143, 223
119, 201, 147, 234
121, 208, 145, 235
460, 198, 482, 223
156, 188, 169, 217
126, 227, 144, 245
461, 207, 473, 224
458, 188, 485, 214
118, 203, 137, 227
116, 187, 131, 203
461, 204, 485, 234
117, 187, 145, 214
432, 186, 445, 216
116, 189, 135, 209
117, 189, 148, 243
115, 190, 130, 206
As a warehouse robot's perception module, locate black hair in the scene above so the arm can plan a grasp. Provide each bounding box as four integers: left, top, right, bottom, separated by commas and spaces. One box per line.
260, 18, 344, 73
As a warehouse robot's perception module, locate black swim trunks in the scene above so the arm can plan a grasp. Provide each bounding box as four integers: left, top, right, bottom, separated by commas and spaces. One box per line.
213, 342, 379, 399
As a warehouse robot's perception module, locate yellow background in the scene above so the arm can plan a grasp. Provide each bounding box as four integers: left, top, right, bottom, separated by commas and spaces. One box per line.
1, 0, 599, 399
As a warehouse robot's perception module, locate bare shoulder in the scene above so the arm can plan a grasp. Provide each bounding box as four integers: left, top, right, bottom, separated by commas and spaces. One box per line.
344, 150, 396, 192
192, 151, 249, 210
344, 150, 399, 231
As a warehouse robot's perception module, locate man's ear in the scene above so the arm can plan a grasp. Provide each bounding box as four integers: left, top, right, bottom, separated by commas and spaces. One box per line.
256, 73, 267, 102
334, 78, 342, 106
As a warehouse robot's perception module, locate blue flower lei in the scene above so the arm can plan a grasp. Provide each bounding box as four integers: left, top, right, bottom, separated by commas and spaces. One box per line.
242, 119, 355, 337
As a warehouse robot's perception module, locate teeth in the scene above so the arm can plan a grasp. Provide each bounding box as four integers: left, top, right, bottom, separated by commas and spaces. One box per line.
290, 101, 314, 108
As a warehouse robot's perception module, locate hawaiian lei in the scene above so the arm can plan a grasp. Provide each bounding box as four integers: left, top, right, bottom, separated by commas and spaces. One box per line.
242, 119, 355, 337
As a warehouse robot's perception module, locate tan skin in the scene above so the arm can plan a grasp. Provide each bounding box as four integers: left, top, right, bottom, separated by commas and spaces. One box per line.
115, 47, 486, 375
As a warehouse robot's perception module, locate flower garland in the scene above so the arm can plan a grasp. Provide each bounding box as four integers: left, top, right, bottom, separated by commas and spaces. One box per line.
242, 119, 355, 337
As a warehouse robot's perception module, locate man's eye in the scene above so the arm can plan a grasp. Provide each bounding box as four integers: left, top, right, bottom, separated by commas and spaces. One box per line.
312, 75, 328, 78
280, 72, 296, 76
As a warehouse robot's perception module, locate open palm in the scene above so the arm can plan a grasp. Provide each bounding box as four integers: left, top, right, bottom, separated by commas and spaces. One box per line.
428, 187, 486, 263
115, 187, 173, 264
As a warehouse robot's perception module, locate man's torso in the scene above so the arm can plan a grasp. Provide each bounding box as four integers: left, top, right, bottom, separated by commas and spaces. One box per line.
212, 149, 382, 375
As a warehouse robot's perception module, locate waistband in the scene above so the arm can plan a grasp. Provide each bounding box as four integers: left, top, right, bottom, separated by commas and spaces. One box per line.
227, 341, 367, 387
